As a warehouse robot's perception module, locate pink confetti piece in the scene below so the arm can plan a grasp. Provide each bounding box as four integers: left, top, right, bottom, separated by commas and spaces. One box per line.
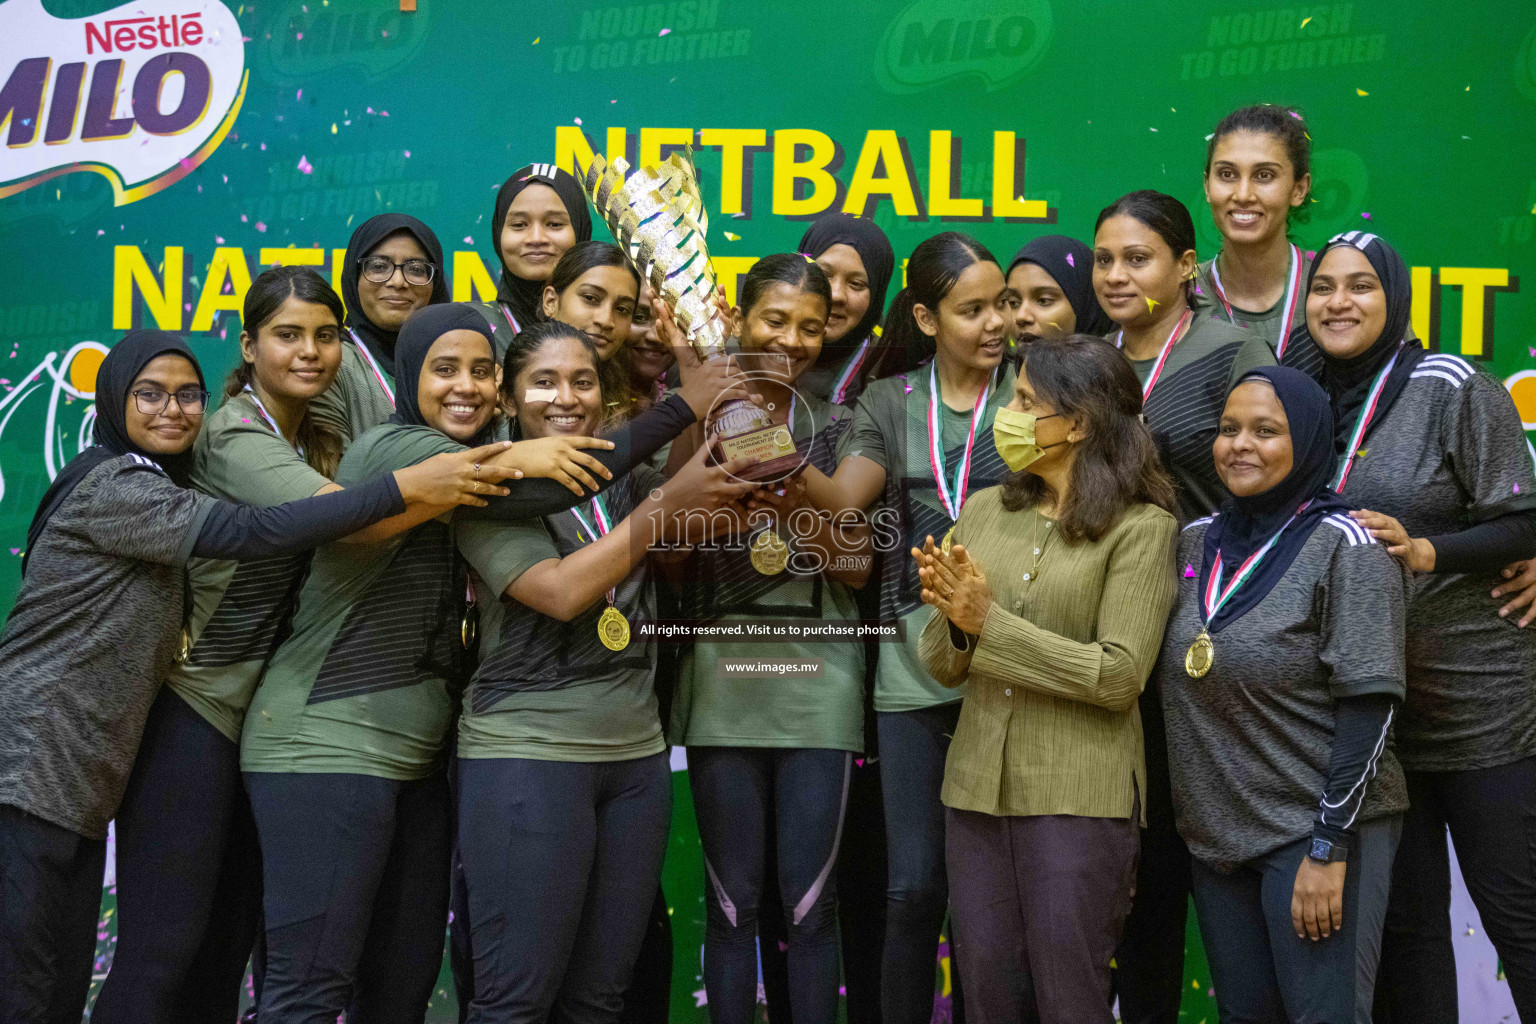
96, 229, 105, 236
259, 142, 266, 151
9, 549, 19, 556
295, 30, 302, 40
241, 213, 249, 222
255, 222, 267, 233
659, 27, 671, 35
463, 235, 473, 244
574, 117, 583, 125
1527, 346, 1535, 358
296, 88, 302, 101
1361, 212, 1372, 220
179, 157, 194, 170
216, 235, 225, 243
1065, 252, 1075, 267
403, 149, 411, 158
1184, 564, 1196, 577
297, 154, 313, 174
855, 758, 865, 767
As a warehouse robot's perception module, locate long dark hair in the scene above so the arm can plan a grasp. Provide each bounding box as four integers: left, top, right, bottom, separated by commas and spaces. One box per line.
1000, 335, 1177, 541
226, 265, 347, 477
1205, 103, 1312, 225
880, 231, 997, 373
1095, 190, 1199, 309
538, 241, 640, 422
740, 252, 833, 317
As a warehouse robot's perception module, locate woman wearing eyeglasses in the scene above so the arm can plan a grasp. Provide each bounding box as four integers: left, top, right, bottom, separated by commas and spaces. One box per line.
0, 330, 527, 1022
312, 214, 450, 443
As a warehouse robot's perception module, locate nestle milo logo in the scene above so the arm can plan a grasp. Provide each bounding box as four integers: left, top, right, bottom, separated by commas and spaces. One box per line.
257, 0, 430, 81
877, 0, 1052, 94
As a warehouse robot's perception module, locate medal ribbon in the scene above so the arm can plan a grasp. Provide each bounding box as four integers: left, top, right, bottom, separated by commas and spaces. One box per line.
926, 362, 993, 522
1201, 500, 1313, 626
1330, 345, 1400, 493
1210, 244, 1304, 357
499, 303, 522, 337
829, 333, 873, 406
348, 329, 395, 408
242, 385, 306, 458
1116, 308, 1193, 402
569, 495, 617, 605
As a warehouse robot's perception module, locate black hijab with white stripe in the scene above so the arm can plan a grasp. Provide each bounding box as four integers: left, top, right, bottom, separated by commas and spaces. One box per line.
1200, 366, 1351, 633
25, 330, 204, 572
492, 164, 594, 328
1282, 231, 1424, 452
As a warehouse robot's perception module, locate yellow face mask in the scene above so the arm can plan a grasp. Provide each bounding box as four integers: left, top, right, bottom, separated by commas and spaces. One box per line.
992, 406, 1063, 472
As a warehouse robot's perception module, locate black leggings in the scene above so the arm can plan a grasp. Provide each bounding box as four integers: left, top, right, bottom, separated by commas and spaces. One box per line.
245, 768, 452, 1024
457, 752, 671, 1024
0, 804, 105, 1024
1374, 755, 1536, 1023
93, 689, 262, 1024
689, 746, 851, 1024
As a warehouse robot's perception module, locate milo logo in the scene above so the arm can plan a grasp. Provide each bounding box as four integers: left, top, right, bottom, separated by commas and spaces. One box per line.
876, 0, 1052, 94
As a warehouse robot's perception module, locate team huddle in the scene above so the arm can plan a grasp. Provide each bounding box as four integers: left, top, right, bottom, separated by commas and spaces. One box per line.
0, 103, 1533, 1024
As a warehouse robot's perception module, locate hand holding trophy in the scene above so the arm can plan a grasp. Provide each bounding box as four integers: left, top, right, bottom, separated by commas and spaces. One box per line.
580, 148, 803, 482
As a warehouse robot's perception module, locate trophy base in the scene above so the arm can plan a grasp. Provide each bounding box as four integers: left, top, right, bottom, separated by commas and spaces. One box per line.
712, 420, 803, 483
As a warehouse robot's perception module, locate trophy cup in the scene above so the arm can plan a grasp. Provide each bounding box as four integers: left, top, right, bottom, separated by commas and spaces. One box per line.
581, 148, 802, 482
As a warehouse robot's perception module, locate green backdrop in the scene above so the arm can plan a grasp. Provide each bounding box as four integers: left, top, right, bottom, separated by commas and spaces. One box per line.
4, 0, 1533, 1019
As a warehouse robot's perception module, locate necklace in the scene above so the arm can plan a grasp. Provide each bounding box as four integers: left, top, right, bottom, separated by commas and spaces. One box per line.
1022, 513, 1055, 582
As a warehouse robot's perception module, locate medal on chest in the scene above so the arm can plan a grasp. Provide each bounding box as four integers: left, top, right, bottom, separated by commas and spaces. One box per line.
570, 496, 631, 651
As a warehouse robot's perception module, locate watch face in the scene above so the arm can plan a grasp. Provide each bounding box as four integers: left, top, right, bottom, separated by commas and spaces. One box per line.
1310, 838, 1332, 861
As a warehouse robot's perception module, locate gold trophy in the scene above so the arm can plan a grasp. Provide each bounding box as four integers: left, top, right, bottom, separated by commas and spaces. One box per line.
581, 148, 802, 482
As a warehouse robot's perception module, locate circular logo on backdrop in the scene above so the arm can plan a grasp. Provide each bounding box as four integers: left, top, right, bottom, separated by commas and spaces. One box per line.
875, 0, 1053, 95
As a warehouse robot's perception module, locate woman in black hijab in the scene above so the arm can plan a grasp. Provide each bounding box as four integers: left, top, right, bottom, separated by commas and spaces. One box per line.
0, 329, 503, 1021
1286, 232, 1536, 1022
482, 164, 593, 339
321, 213, 450, 441
1158, 365, 1408, 1024
1005, 235, 1112, 347
796, 212, 895, 407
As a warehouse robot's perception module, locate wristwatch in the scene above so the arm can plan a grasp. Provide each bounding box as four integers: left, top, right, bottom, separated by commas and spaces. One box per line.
1308, 837, 1348, 864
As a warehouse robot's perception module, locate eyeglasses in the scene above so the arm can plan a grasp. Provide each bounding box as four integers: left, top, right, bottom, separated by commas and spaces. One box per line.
132, 387, 209, 416
359, 256, 436, 286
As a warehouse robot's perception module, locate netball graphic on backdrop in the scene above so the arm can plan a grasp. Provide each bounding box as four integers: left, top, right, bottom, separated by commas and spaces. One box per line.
0, 340, 107, 506
0, 0, 247, 205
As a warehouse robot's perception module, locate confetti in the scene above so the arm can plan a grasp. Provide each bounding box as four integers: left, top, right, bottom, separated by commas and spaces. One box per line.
1065, 252, 1075, 266
574, 117, 583, 125
659, 27, 671, 35
240, 213, 248, 222
295, 30, 302, 40
297, 154, 313, 174
463, 235, 473, 244
404, 150, 411, 158
1184, 564, 1196, 577
1361, 212, 1371, 220
96, 229, 105, 236
724, 231, 740, 241
330, 123, 338, 134
216, 235, 225, 243
1150, 127, 1159, 132
1300, 15, 1312, 27
532, 36, 539, 44
1356, 88, 1369, 96
296, 88, 302, 101
255, 221, 268, 233
1146, 297, 1159, 313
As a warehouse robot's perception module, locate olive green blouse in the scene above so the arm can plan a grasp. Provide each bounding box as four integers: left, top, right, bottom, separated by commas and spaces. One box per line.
918, 489, 1177, 821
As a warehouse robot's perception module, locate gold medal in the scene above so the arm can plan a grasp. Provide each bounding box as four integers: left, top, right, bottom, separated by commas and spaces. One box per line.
461, 608, 478, 648
598, 605, 631, 651
174, 626, 191, 665
941, 527, 955, 555
1185, 629, 1215, 678
750, 530, 789, 576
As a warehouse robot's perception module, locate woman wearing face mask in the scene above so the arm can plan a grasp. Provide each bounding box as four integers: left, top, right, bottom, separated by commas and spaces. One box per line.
1196, 105, 1318, 376
475, 163, 592, 348
913, 336, 1178, 1023
455, 320, 756, 1022
1280, 233, 1536, 1023
1158, 366, 1407, 1024
667, 255, 871, 1024
1094, 189, 1276, 1022
805, 231, 1014, 1024
1005, 235, 1112, 347
0, 329, 509, 1022
796, 212, 896, 407
313, 214, 450, 442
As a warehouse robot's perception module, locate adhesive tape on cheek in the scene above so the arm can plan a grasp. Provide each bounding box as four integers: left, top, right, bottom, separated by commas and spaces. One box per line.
523, 388, 558, 404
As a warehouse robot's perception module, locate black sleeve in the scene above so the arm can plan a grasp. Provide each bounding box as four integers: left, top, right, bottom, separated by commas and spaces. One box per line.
1426, 510, 1536, 575
1313, 692, 1399, 847
192, 473, 404, 560
460, 392, 697, 523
